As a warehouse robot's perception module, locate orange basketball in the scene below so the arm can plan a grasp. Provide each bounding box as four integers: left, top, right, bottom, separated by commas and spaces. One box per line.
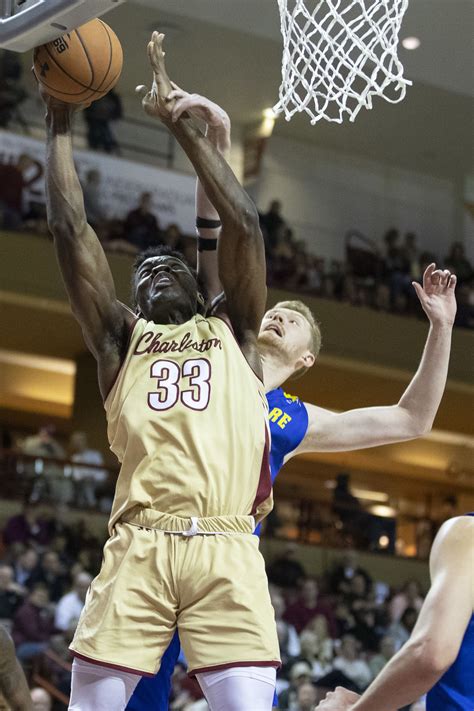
33, 18, 123, 104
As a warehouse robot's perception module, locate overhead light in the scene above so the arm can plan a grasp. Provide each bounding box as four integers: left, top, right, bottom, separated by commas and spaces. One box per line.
402, 36, 421, 50
263, 108, 277, 120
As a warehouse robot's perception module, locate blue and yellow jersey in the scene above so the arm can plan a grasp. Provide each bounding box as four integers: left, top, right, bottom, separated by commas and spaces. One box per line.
426, 512, 474, 711
128, 387, 309, 711
267, 387, 309, 483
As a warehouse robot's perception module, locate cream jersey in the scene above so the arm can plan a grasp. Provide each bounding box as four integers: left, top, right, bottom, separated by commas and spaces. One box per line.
105, 314, 272, 531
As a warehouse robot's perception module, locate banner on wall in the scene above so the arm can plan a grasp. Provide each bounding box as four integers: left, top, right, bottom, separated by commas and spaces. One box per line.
0, 129, 196, 234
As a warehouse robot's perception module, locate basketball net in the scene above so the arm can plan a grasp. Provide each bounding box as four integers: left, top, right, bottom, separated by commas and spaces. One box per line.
273, 0, 412, 124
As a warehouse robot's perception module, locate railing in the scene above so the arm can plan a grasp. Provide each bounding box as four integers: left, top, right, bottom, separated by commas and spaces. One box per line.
4, 89, 176, 169
0, 450, 438, 559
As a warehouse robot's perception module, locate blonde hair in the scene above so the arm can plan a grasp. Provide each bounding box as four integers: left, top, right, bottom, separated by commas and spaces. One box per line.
274, 300, 322, 379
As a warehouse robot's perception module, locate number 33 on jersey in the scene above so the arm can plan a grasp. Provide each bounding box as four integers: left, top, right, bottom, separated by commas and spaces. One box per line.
104, 315, 273, 532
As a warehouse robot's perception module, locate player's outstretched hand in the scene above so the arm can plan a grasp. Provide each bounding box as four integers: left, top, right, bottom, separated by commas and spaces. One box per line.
315, 686, 361, 710
136, 31, 175, 122
412, 263, 457, 327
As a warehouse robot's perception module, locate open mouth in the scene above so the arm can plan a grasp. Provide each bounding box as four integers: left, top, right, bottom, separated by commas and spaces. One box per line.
153, 273, 174, 287
265, 324, 283, 337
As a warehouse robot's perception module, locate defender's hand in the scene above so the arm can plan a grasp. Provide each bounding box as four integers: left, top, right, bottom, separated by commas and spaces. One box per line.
413, 263, 457, 327
136, 31, 174, 121
316, 687, 361, 710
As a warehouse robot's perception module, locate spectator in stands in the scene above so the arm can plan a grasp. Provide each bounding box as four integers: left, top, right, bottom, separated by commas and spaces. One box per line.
389, 579, 424, 623
0, 564, 24, 623
332, 634, 373, 691
83, 89, 123, 154
123, 191, 161, 251
332, 474, 367, 547
55, 571, 92, 632
30, 686, 52, 710
2, 502, 50, 548
271, 588, 301, 663
20, 425, 68, 504
445, 241, 472, 285
294, 681, 318, 711
69, 431, 106, 508
368, 635, 396, 678
11, 583, 56, 661
81, 169, 106, 229
12, 548, 38, 587
382, 228, 411, 310
388, 605, 418, 650
260, 199, 286, 251
162, 223, 185, 251
402, 232, 421, 281
329, 550, 372, 597
0, 49, 27, 128
0, 153, 42, 231
293, 629, 333, 680
27, 551, 69, 603
267, 544, 306, 590
278, 661, 313, 711
284, 577, 337, 637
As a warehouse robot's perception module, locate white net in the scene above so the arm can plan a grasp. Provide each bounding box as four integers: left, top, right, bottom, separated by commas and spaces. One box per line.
273, 0, 412, 124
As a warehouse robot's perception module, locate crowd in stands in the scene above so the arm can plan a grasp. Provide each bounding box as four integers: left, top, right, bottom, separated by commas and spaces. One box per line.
0, 500, 428, 710
1, 153, 472, 328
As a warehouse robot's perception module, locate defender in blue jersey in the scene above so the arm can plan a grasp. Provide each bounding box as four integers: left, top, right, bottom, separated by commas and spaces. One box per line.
317, 515, 474, 711
129, 90, 457, 711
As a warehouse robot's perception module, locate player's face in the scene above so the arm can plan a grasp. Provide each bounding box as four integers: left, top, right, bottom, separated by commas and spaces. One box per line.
258, 308, 313, 367
135, 256, 199, 322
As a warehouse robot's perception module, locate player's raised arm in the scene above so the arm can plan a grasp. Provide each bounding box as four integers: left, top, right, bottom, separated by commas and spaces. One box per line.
289, 265, 456, 457
42, 90, 133, 398
138, 33, 266, 370
164, 86, 230, 303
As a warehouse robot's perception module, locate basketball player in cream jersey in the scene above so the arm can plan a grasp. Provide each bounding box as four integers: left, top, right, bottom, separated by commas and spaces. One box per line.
42, 32, 279, 711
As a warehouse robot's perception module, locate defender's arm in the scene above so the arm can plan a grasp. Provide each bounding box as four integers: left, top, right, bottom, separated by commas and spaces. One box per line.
290, 265, 456, 457
346, 517, 473, 711
44, 96, 133, 397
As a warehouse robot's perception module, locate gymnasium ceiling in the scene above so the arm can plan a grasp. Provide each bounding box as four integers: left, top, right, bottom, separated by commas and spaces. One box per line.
93, 0, 474, 181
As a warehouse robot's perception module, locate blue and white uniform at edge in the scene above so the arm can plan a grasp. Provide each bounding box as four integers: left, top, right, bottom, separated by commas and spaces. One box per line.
127, 387, 309, 711
426, 512, 474, 711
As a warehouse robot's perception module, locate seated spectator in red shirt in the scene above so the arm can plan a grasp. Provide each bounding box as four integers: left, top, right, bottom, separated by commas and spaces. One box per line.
284, 577, 338, 637
3, 502, 50, 548
11, 584, 56, 662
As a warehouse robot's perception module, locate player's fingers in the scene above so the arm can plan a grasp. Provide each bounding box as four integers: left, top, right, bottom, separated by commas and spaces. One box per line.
167, 89, 187, 101
448, 274, 457, 289
171, 97, 195, 121
440, 269, 451, 287
430, 269, 442, 285
422, 262, 435, 288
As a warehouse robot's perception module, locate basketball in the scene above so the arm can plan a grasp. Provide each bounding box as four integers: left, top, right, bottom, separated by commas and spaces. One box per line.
33, 18, 123, 104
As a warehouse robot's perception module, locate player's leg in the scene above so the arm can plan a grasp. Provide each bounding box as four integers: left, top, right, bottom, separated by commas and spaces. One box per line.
178, 533, 280, 709
69, 658, 140, 711
126, 630, 181, 711
196, 666, 276, 711
70, 524, 178, 709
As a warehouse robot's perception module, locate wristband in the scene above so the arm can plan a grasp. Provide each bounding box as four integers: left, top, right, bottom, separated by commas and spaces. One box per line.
196, 216, 222, 230
197, 237, 218, 252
